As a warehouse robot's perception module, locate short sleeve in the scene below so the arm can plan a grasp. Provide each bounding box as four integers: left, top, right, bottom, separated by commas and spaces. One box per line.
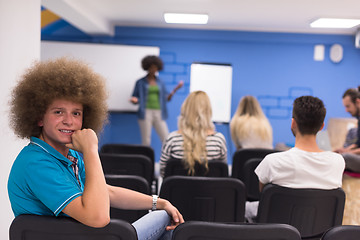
254, 156, 272, 185
25, 158, 82, 216
132, 80, 140, 98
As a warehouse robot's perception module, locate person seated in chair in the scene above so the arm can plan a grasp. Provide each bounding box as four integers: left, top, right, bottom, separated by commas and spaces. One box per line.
335, 87, 360, 173
7, 58, 183, 240
230, 95, 273, 150
159, 91, 227, 178
245, 96, 345, 221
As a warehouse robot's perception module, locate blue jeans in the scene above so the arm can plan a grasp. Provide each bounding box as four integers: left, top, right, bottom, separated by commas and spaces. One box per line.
132, 210, 172, 240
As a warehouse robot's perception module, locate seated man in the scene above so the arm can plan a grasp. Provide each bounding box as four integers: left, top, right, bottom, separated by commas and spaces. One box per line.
335, 88, 360, 173
344, 127, 358, 148
7, 58, 183, 240
246, 96, 345, 221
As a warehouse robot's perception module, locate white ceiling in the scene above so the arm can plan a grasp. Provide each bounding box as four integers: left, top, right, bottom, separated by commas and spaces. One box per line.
42, 0, 360, 36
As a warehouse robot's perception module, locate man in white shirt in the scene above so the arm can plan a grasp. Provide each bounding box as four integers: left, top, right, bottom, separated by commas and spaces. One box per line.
246, 96, 345, 221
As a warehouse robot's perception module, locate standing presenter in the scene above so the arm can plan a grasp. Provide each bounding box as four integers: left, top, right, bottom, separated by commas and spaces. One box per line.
130, 55, 183, 146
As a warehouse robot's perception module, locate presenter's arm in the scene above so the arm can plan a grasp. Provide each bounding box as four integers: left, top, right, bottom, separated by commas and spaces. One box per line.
107, 185, 184, 230
130, 80, 140, 104
130, 96, 139, 104
167, 80, 184, 101
62, 129, 110, 228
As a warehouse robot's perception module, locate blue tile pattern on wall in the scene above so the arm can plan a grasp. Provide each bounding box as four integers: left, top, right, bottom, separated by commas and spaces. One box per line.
259, 86, 313, 119
159, 51, 190, 94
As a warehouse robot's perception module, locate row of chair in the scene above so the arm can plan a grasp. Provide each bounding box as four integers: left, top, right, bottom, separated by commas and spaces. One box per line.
10, 215, 360, 240
99, 143, 278, 200
104, 174, 345, 239
98, 144, 346, 239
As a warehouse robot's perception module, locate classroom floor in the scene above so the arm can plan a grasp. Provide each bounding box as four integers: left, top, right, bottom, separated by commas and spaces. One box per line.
342, 174, 360, 225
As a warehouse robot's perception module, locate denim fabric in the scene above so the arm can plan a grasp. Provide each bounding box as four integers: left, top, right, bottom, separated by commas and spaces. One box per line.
132, 210, 172, 240
132, 76, 168, 120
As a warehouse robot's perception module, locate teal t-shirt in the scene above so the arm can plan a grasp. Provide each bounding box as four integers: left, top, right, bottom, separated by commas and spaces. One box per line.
8, 137, 85, 217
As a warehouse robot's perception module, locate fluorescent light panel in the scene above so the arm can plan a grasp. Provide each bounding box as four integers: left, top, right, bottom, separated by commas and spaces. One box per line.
164, 13, 208, 24
311, 18, 360, 28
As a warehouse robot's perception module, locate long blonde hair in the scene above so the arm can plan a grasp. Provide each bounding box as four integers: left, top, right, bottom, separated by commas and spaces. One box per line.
178, 91, 215, 175
230, 95, 272, 149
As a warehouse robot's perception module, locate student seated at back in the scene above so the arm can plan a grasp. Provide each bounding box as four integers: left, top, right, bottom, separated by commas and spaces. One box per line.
245, 96, 345, 221
230, 95, 273, 150
159, 91, 227, 178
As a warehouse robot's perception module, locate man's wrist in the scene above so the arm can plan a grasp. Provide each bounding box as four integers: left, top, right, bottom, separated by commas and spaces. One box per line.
152, 195, 158, 211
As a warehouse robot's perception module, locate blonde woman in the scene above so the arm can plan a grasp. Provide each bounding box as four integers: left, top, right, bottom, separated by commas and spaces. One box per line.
160, 91, 227, 177
230, 95, 273, 149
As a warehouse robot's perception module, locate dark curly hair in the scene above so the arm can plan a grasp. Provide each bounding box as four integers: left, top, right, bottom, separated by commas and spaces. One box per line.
141, 55, 163, 71
292, 96, 326, 135
9, 57, 109, 139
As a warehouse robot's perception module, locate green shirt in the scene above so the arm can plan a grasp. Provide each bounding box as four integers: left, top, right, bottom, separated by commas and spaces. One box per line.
146, 85, 161, 109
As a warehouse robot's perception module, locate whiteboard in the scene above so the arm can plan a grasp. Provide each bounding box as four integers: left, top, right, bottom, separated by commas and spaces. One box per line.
190, 63, 232, 123
41, 41, 159, 111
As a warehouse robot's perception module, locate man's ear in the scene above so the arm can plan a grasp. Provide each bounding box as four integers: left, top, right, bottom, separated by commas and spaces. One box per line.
291, 118, 296, 129
38, 119, 43, 127
319, 122, 325, 131
356, 98, 360, 108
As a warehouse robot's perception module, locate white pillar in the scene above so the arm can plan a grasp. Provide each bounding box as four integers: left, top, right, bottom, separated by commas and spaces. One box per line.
0, 0, 41, 239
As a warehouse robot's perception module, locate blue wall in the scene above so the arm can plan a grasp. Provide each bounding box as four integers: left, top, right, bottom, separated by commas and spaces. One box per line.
42, 22, 360, 164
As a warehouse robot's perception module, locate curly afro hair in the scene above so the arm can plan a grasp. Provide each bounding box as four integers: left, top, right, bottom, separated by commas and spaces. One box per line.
9, 57, 109, 139
141, 55, 163, 71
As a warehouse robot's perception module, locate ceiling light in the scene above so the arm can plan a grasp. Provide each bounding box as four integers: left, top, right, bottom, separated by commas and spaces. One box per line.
164, 13, 208, 24
310, 18, 360, 28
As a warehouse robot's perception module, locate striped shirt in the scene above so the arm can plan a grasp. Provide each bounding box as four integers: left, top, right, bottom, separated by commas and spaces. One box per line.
160, 131, 227, 177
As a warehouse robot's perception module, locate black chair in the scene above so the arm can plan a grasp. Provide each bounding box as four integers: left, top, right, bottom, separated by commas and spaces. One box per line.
9, 215, 137, 240
231, 148, 279, 180
159, 176, 246, 222
100, 144, 156, 192
100, 143, 154, 166
257, 184, 345, 239
172, 221, 302, 240
321, 225, 360, 240
105, 174, 150, 223
99, 153, 153, 185
242, 157, 262, 201
231, 148, 279, 201
163, 158, 229, 178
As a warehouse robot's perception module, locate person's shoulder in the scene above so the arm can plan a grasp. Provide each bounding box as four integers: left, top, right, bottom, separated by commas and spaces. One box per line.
320, 151, 345, 161
136, 76, 147, 84
264, 149, 289, 159
16, 142, 48, 162
165, 131, 182, 141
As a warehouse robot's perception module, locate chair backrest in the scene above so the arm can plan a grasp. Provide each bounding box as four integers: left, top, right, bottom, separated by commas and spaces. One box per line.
99, 153, 153, 185
100, 143, 154, 165
231, 148, 279, 180
105, 174, 150, 223
9, 215, 137, 240
243, 157, 262, 201
163, 158, 229, 178
321, 225, 360, 240
257, 184, 345, 239
159, 176, 246, 222
172, 221, 301, 240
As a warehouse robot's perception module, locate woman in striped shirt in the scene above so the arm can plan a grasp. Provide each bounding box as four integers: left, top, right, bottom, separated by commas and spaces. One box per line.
160, 91, 227, 177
